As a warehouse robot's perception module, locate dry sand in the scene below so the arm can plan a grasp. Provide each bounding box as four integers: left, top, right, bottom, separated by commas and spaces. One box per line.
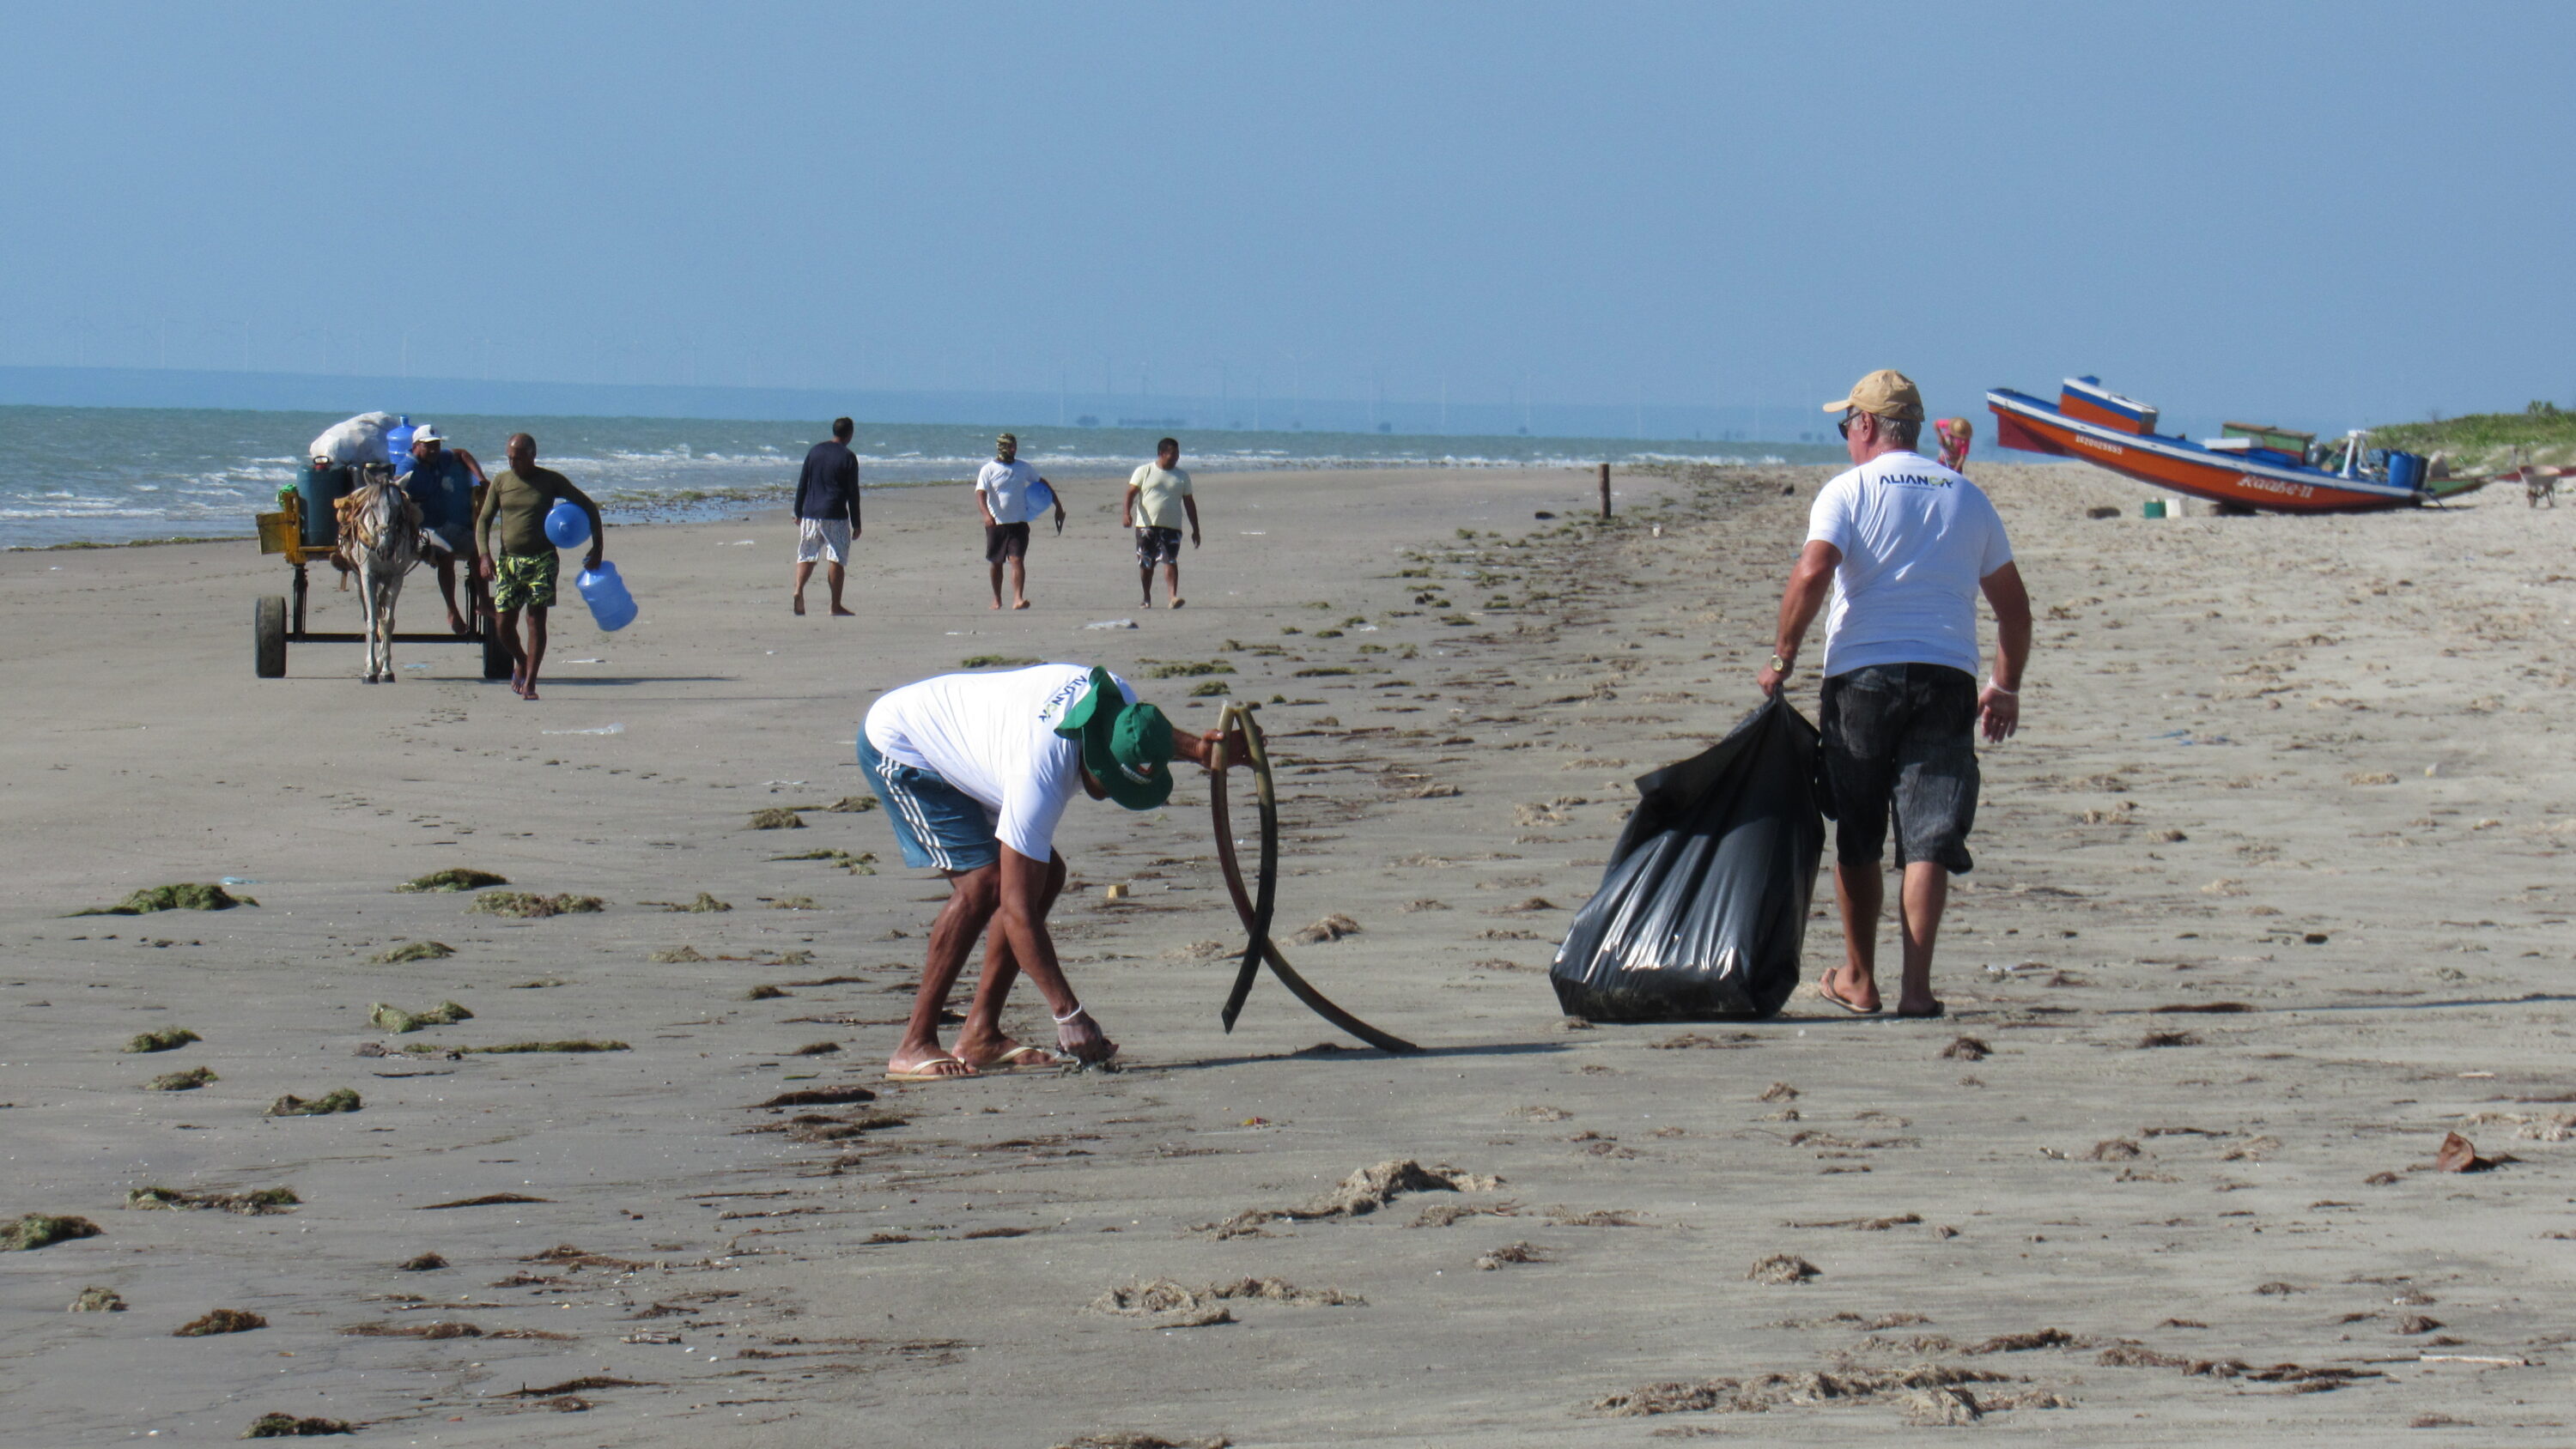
1, 460, 2570, 1445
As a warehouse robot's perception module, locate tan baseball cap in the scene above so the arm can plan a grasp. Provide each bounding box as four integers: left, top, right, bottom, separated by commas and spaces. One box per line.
1821, 369, 1925, 420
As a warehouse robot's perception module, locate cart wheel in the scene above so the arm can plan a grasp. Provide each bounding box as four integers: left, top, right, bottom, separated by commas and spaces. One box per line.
254, 596, 288, 678
481, 628, 512, 681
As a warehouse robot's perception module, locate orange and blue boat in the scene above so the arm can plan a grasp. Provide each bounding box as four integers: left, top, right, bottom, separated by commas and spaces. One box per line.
1987, 377, 2430, 513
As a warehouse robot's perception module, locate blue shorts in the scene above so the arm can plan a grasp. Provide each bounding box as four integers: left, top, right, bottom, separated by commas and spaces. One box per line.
856, 734, 999, 873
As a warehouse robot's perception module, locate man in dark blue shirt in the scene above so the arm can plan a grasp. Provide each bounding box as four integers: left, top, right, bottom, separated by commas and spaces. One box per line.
793, 416, 861, 616
402, 425, 488, 634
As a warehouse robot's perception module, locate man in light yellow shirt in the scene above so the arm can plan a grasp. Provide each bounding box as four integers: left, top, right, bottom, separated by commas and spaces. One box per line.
1121, 437, 1200, 609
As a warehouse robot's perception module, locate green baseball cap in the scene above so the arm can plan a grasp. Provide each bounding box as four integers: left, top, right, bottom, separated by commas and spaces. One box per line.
1053, 667, 1175, 811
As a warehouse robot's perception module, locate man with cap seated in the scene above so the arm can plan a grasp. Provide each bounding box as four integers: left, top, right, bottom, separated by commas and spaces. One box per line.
1756, 369, 2032, 1021
400, 426, 489, 635
858, 663, 1236, 1078
975, 433, 1064, 610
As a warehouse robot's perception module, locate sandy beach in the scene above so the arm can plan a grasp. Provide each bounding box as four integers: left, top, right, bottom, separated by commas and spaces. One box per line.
2, 458, 2571, 1446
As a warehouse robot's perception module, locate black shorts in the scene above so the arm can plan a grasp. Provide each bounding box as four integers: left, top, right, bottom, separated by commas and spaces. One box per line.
1134, 526, 1183, 567
1819, 663, 1980, 873
983, 520, 1031, 562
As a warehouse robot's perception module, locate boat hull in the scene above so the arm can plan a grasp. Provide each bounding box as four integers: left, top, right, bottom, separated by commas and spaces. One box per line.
1986, 389, 2421, 513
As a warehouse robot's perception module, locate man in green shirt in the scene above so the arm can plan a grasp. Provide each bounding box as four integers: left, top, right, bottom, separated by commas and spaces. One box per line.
474, 433, 605, 700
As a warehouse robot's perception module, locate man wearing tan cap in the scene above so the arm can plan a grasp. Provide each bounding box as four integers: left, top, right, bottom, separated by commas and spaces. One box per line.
1755, 369, 2032, 1019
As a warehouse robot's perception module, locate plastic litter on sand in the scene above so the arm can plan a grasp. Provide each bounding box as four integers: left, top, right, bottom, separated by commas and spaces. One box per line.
1084, 619, 1139, 630
541, 723, 625, 736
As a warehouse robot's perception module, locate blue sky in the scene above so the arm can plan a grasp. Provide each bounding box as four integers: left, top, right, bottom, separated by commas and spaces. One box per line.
7, 2, 2572, 434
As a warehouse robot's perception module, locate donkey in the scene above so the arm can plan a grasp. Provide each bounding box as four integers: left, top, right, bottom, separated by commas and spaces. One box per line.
331, 466, 428, 683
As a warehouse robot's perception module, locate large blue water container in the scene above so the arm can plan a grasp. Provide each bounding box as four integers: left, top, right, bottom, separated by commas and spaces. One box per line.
576, 560, 637, 632
2385, 451, 2427, 491
386, 416, 416, 476
544, 498, 592, 549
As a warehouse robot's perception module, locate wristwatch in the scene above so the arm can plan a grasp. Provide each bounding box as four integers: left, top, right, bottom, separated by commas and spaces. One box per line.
1767, 653, 1793, 673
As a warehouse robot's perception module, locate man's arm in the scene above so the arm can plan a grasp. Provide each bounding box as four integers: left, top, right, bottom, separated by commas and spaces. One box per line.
474, 477, 498, 579
839, 458, 859, 528
1182, 493, 1201, 545
1978, 561, 2032, 742
562, 482, 607, 570
975, 478, 998, 528
451, 447, 487, 483
1045, 477, 1066, 529
1121, 482, 1139, 530
1754, 540, 1840, 694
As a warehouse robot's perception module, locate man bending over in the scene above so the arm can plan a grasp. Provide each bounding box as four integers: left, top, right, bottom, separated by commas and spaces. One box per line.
858, 663, 1230, 1078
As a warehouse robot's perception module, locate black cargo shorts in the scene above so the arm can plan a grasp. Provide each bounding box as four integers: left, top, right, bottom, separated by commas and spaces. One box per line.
1818, 663, 1980, 874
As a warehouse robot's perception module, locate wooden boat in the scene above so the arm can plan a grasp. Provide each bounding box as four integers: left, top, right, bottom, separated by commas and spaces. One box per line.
1987, 378, 2427, 513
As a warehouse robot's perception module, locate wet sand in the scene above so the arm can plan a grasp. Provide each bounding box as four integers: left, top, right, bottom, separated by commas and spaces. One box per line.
1, 460, 2570, 1445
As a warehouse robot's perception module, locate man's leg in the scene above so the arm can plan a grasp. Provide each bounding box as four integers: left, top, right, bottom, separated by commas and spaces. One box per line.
519, 605, 549, 700
893, 865, 1001, 1076
1830, 858, 1886, 1012
1139, 562, 1155, 607
954, 852, 1068, 1066
989, 558, 1006, 609
1163, 559, 1182, 608
435, 556, 468, 634
1008, 555, 1029, 609
496, 604, 529, 694
1893, 862, 1948, 1016
826, 561, 851, 615
793, 559, 813, 615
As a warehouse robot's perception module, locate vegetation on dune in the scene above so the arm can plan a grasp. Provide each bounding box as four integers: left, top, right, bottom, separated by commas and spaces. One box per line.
2371, 403, 2576, 470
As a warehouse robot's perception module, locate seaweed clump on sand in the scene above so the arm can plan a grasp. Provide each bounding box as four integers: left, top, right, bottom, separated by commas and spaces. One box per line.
127, 1185, 299, 1215
396, 1252, 448, 1271
69, 1285, 127, 1311
147, 1066, 219, 1091
770, 848, 877, 875
825, 796, 878, 813
396, 869, 509, 894
241, 1412, 356, 1437
640, 893, 732, 912
268, 1089, 363, 1117
73, 883, 255, 916
2, 1214, 102, 1252
175, 1307, 267, 1336
124, 1026, 202, 1053
746, 809, 805, 830
648, 946, 708, 963
468, 892, 604, 919
374, 940, 455, 963
369, 1001, 472, 1033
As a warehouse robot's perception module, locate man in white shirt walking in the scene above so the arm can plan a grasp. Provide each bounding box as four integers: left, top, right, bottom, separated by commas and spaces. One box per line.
1755, 369, 2032, 1020
975, 433, 1065, 610
1122, 437, 1201, 608
857, 663, 1234, 1079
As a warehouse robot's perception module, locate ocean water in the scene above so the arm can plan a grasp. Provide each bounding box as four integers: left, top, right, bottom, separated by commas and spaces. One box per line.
0, 404, 1835, 549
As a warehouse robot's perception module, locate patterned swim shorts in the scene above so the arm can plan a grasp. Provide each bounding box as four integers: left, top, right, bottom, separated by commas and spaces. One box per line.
492, 551, 559, 611
1134, 526, 1184, 567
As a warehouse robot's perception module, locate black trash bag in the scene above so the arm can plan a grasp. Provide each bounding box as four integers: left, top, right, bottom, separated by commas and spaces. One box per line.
1551, 694, 1825, 1022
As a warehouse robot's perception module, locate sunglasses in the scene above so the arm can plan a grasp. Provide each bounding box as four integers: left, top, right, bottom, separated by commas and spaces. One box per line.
1836, 412, 1860, 438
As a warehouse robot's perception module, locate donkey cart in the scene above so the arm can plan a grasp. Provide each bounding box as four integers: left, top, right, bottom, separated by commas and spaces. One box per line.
252, 484, 510, 681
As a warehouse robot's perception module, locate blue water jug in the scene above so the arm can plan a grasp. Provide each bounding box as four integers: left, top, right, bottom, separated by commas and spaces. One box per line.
576, 560, 637, 632
386, 416, 416, 475
544, 498, 592, 549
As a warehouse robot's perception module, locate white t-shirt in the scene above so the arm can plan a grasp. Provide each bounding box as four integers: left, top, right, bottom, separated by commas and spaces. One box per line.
975, 459, 1044, 526
863, 664, 1139, 860
1127, 464, 1194, 530
1804, 451, 2014, 677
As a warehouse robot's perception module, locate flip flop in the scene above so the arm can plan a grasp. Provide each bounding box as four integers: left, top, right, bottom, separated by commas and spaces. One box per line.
885, 1055, 976, 1082
978, 1045, 1065, 1070
1816, 968, 1880, 1016
1895, 1002, 1947, 1020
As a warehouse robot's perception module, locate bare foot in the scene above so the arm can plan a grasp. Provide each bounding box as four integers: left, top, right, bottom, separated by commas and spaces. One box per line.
448, 613, 471, 636
792, 594, 805, 615
521, 684, 540, 700
888, 1049, 976, 1080
990, 599, 1004, 610
1012, 599, 1031, 610
1170, 597, 1186, 609
829, 604, 855, 617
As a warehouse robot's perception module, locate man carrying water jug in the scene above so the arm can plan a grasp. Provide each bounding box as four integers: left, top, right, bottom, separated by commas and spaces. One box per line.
475, 433, 605, 701
1754, 369, 2032, 1021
